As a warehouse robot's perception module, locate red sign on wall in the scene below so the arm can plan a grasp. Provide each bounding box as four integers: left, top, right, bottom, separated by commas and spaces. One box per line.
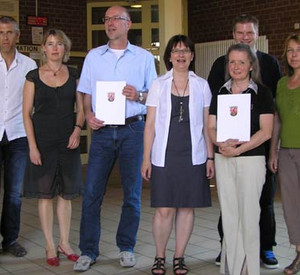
27, 16, 48, 26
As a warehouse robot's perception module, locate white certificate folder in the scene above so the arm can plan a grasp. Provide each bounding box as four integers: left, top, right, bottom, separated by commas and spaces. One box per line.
95, 81, 126, 125
217, 94, 251, 142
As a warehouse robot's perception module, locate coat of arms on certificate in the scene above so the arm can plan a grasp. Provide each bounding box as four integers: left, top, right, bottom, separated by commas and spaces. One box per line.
95, 81, 126, 125
217, 94, 251, 142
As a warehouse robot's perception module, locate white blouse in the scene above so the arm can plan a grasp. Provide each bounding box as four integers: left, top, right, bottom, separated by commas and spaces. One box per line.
146, 69, 212, 167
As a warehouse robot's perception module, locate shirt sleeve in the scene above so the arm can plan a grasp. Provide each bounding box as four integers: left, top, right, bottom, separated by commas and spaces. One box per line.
203, 80, 212, 107
25, 69, 38, 83
146, 78, 160, 107
144, 53, 157, 91
77, 52, 93, 94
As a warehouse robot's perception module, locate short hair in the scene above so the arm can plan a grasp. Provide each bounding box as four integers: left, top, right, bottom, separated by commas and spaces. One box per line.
0, 16, 19, 32
163, 34, 195, 71
282, 33, 300, 76
232, 14, 259, 32
106, 6, 131, 21
41, 29, 72, 63
225, 43, 261, 84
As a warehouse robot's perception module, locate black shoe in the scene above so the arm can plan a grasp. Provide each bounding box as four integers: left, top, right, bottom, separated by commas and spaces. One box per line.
215, 251, 221, 266
260, 250, 279, 269
3, 242, 27, 257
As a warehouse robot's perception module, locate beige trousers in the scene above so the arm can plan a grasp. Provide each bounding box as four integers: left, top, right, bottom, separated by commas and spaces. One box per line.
215, 154, 266, 275
278, 148, 300, 245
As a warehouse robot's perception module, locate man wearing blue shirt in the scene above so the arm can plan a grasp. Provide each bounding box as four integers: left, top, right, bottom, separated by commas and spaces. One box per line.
74, 5, 157, 272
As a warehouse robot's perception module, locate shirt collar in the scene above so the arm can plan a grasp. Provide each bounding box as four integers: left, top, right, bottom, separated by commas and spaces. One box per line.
98, 41, 135, 55
0, 49, 20, 65
220, 78, 258, 94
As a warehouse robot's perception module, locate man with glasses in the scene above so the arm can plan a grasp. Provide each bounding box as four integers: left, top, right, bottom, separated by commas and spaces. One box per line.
0, 16, 37, 257
208, 14, 282, 270
74, 5, 157, 272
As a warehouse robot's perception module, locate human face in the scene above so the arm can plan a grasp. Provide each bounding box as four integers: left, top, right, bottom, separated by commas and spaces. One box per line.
286, 39, 300, 70
104, 6, 131, 43
233, 23, 258, 49
169, 42, 193, 72
228, 50, 252, 82
0, 22, 19, 55
42, 35, 65, 62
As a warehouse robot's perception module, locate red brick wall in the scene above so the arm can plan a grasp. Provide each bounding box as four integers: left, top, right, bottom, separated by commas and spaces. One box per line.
188, 0, 300, 67
19, 0, 86, 52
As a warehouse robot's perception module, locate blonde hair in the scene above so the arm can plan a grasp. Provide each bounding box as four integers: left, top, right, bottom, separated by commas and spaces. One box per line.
41, 29, 72, 63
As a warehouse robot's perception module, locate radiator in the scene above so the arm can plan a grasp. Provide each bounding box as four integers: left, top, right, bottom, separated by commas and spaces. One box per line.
195, 35, 268, 79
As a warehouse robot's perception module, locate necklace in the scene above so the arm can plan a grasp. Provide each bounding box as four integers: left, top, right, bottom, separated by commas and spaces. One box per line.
47, 63, 63, 76
172, 78, 189, 122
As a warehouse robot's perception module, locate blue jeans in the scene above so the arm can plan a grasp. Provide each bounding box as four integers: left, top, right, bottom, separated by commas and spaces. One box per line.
0, 133, 28, 248
79, 121, 144, 260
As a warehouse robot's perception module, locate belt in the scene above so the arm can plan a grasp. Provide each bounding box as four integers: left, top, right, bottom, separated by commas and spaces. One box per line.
105, 115, 145, 128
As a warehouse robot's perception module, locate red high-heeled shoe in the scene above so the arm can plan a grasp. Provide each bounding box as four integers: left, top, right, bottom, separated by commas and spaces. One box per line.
46, 250, 59, 266
57, 245, 79, 262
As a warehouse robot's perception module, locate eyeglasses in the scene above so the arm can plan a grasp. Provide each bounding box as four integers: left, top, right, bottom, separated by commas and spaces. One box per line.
102, 16, 130, 23
171, 49, 191, 55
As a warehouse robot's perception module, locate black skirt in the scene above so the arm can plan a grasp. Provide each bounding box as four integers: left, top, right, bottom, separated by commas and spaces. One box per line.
150, 94, 211, 208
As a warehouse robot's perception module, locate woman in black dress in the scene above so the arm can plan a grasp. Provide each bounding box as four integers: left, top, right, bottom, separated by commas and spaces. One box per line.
23, 29, 84, 266
141, 35, 214, 275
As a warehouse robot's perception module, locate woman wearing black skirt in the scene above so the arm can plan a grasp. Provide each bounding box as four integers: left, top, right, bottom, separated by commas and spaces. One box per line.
141, 35, 214, 275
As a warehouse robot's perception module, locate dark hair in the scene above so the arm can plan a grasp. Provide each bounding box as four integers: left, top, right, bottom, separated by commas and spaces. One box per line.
225, 43, 261, 83
163, 34, 195, 71
41, 29, 72, 62
282, 33, 300, 76
232, 14, 259, 33
0, 16, 19, 32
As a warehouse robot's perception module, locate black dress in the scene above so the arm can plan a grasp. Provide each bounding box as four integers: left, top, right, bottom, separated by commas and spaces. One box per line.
23, 67, 82, 199
150, 94, 211, 208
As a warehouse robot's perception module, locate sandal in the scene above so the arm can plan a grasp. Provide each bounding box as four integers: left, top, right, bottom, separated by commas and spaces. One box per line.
173, 257, 188, 274
284, 251, 300, 274
151, 256, 166, 275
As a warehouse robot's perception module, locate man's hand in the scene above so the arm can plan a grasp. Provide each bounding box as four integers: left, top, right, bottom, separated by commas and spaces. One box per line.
122, 84, 138, 101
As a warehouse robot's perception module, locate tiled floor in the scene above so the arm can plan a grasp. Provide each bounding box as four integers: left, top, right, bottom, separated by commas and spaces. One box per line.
0, 165, 297, 274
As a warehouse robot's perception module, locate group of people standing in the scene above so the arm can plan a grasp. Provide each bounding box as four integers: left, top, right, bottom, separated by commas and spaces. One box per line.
1, 5, 300, 275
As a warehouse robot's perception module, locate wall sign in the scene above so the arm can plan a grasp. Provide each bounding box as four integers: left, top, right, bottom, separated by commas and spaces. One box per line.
27, 15, 48, 26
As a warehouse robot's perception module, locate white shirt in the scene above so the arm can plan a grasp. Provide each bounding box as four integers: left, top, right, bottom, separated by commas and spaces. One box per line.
0, 50, 37, 141
146, 69, 212, 167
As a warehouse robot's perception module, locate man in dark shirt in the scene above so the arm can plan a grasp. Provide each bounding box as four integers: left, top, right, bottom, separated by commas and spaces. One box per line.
207, 14, 282, 269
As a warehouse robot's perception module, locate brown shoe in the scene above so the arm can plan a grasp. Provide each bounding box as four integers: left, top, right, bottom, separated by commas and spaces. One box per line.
3, 242, 27, 257
284, 251, 300, 274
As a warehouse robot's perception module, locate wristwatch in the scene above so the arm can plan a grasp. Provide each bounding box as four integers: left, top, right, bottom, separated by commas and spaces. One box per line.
137, 91, 143, 102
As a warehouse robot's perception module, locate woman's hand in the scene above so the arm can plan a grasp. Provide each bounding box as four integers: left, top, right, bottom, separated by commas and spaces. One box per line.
218, 138, 244, 157
268, 151, 278, 173
67, 127, 81, 149
30, 147, 42, 166
219, 145, 241, 157
141, 159, 152, 182
218, 138, 240, 149
206, 159, 215, 179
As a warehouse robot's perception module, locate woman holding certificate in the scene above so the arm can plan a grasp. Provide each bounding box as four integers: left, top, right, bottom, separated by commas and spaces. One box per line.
141, 34, 214, 275
208, 43, 274, 275
269, 33, 300, 275
23, 29, 84, 266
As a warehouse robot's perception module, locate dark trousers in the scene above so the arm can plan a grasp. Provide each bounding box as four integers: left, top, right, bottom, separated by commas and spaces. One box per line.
218, 166, 277, 251
0, 132, 28, 248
